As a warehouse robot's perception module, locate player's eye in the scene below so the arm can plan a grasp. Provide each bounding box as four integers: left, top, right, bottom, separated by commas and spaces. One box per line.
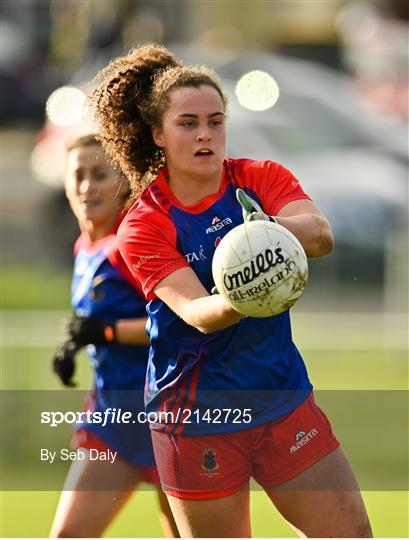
94, 170, 107, 181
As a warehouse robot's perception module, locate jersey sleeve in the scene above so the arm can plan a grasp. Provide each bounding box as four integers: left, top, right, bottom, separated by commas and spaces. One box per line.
117, 207, 189, 300
106, 241, 146, 300
234, 159, 311, 216
262, 162, 310, 215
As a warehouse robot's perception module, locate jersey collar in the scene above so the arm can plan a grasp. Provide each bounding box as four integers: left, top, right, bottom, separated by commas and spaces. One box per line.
154, 163, 228, 214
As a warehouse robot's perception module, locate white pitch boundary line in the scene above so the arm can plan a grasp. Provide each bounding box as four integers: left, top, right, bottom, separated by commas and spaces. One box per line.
0, 310, 407, 350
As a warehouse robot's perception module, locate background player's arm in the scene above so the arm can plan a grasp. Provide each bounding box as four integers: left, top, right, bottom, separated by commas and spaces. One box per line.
153, 267, 243, 334
275, 199, 334, 258
66, 315, 150, 347
115, 317, 150, 345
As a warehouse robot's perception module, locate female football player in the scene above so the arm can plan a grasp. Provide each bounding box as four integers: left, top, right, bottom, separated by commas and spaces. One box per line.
91, 45, 372, 538
50, 134, 178, 538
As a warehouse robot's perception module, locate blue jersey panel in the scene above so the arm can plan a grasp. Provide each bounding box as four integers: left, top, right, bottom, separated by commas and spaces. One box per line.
72, 240, 153, 464
145, 182, 312, 435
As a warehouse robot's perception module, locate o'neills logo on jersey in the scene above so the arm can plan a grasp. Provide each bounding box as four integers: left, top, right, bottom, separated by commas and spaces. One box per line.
223, 248, 286, 291
206, 216, 232, 234
290, 428, 318, 453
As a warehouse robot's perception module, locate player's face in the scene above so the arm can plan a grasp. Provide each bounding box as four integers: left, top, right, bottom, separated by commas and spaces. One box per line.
152, 85, 226, 183
65, 144, 127, 232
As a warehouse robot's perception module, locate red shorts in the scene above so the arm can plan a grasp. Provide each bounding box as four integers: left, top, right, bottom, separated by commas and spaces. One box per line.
72, 428, 160, 486
151, 394, 339, 500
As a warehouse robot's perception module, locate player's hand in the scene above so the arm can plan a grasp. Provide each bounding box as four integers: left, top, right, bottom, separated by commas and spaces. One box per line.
52, 342, 78, 387
236, 188, 277, 223
66, 316, 117, 347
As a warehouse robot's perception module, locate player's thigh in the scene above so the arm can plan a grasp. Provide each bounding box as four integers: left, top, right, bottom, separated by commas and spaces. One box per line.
50, 453, 141, 537
266, 446, 372, 538
156, 490, 180, 538
166, 487, 251, 538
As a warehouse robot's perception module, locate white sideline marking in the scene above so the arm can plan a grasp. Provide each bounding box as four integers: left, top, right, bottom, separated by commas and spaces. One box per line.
0, 310, 407, 350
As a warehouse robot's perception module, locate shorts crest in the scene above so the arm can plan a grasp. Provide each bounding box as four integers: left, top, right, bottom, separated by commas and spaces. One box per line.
201, 448, 219, 473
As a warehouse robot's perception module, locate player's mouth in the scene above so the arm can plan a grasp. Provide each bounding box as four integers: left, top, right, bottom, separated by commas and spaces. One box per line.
81, 198, 100, 207
194, 148, 214, 157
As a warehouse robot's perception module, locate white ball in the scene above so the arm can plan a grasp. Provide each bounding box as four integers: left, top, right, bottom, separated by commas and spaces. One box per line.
212, 221, 308, 317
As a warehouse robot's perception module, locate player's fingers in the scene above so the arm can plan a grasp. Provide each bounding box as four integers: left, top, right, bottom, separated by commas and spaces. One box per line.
248, 212, 270, 222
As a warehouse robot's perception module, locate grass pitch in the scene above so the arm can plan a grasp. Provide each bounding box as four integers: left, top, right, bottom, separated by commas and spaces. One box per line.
1, 266, 407, 537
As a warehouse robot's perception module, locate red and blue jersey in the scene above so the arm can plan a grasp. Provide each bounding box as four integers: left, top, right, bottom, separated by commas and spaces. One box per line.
72, 231, 154, 465
118, 158, 313, 436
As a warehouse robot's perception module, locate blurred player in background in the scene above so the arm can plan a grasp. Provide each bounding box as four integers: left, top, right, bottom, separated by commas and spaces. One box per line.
90, 44, 373, 538
50, 134, 179, 538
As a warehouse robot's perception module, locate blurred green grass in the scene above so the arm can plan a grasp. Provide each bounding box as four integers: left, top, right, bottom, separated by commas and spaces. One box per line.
1, 490, 407, 538
1, 266, 71, 310
1, 265, 408, 537
2, 346, 407, 537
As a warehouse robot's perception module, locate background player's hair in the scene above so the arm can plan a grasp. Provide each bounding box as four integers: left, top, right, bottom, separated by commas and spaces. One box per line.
65, 133, 131, 201
91, 43, 228, 196
66, 133, 101, 153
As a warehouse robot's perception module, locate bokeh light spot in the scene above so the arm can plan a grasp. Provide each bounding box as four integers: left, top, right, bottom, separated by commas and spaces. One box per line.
235, 71, 280, 111
46, 86, 86, 127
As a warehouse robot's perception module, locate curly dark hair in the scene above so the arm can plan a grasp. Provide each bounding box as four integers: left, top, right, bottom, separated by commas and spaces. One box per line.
91, 44, 227, 196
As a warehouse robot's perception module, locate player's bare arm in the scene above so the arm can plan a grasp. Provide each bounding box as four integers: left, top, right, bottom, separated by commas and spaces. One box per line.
154, 267, 244, 334
276, 199, 334, 258
115, 318, 150, 345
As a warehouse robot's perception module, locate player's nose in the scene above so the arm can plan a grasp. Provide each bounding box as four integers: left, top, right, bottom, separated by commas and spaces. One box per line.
196, 130, 211, 142
78, 177, 94, 194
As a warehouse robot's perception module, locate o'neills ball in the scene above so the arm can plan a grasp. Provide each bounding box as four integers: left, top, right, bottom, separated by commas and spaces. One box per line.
212, 220, 308, 317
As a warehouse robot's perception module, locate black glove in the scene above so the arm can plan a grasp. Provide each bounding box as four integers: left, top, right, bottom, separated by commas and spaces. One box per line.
52, 341, 78, 387
66, 316, 117, 347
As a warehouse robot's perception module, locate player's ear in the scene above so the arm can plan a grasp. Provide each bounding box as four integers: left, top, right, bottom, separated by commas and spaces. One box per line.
151, 125, 165, 149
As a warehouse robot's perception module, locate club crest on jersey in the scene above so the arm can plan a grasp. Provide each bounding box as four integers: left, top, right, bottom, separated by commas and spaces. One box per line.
89, 287, 105, 301
206, 216, 232, 234
201, 448, 219, 473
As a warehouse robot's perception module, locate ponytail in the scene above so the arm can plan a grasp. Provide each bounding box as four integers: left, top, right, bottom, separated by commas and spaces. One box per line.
92, 44, 181, 195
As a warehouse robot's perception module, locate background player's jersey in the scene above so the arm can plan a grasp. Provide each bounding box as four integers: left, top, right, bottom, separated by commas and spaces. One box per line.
72, 232, 154, 464
118, 158, 313, 436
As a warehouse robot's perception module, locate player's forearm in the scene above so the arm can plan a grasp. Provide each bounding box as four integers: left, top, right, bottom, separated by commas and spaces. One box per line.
184, 295, 244, 334
275, 214, 334, 258
115, 318, 150, 345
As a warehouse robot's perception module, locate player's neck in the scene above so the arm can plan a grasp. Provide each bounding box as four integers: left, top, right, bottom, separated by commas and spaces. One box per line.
81, 216, 118, 242
166, 166, 223, 207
